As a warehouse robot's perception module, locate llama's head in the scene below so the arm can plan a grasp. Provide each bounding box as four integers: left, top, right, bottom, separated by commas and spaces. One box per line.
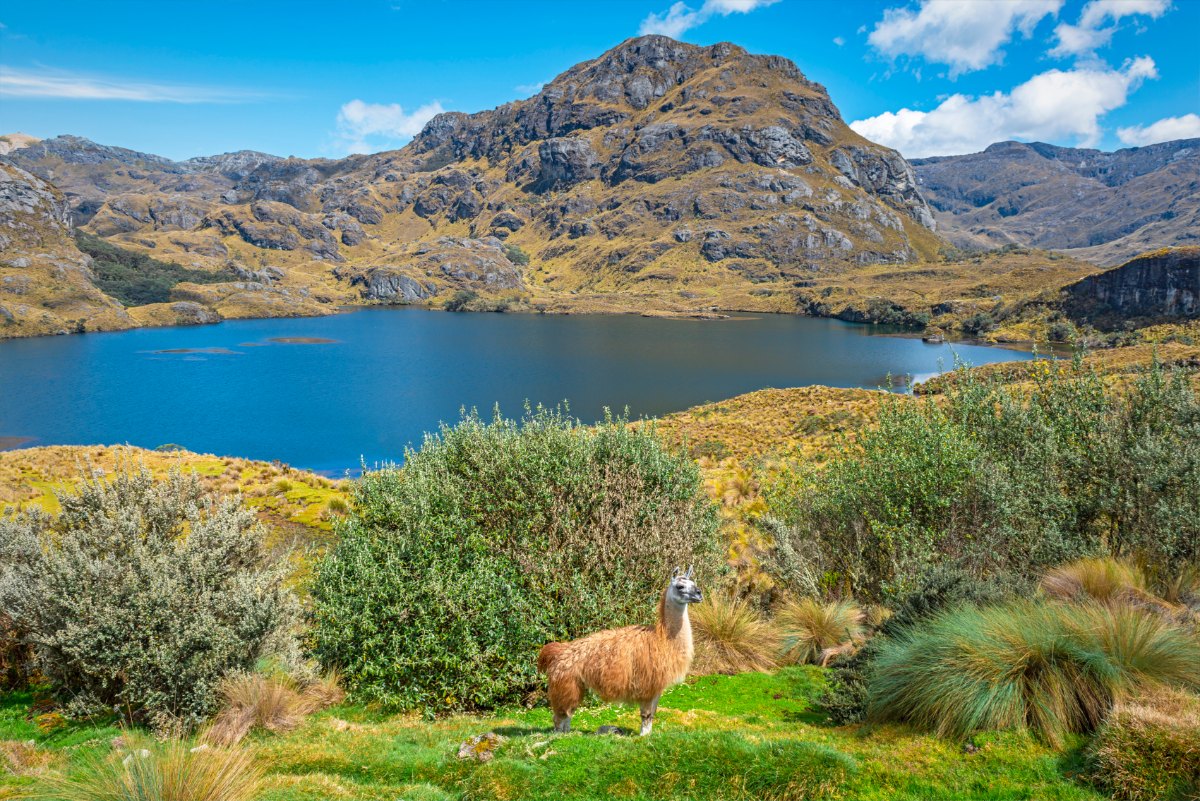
667, 565, 703, 605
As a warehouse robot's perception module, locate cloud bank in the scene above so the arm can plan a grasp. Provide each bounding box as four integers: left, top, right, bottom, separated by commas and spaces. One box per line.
850, 56, 1158, 157
334, 98, 446, 155
1117, 113, 1200, 146
1051, 0, 1171, 57
868, 0, 1063, 77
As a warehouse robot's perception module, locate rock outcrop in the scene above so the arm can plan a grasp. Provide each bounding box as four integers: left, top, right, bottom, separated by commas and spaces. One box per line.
1065, 246, 1200, 328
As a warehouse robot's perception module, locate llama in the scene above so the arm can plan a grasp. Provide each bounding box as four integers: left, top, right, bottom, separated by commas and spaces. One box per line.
537, 566, 703, 736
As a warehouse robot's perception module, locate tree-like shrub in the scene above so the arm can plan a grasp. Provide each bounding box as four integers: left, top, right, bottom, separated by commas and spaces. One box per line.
0, 470, 299, 728
868, 601, 1200, 746
311, 407, 720, 712
767, 359, 1200, 602
1091, 686, 1200, 801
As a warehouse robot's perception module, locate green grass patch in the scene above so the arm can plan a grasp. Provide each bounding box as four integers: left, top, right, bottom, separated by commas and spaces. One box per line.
75, 231, 234, 306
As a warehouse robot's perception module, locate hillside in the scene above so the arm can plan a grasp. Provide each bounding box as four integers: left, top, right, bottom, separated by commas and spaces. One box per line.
912, 139, 1200, 266
1, 36, 952, 338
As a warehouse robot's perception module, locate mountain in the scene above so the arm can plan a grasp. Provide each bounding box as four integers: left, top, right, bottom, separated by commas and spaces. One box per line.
1, 36, 950, 337
912, 139, 1200, 266
1064, 246, 1199, 329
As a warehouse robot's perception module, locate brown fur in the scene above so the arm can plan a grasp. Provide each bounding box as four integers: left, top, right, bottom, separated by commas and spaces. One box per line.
538, 583, 694, 734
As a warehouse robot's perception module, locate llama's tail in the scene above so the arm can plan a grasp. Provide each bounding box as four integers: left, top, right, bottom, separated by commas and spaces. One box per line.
537, 641, 568, 674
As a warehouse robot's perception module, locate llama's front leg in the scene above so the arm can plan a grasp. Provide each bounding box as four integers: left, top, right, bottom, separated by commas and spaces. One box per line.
639, 695, 660, 736
553, 711, 572, 733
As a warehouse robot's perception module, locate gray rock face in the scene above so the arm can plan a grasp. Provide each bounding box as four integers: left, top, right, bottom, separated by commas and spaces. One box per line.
167, 301, 222, 325
351, 268, 435, 302
534, 137, 600, 191
1065, 247, 1199, 327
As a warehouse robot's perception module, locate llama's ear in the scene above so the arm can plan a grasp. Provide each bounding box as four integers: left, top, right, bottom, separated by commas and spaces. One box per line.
671, 566, 680, 580
685, 564, 694, 579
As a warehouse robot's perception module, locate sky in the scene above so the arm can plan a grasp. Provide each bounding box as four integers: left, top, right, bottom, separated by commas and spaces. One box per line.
0, 0, 1196, 161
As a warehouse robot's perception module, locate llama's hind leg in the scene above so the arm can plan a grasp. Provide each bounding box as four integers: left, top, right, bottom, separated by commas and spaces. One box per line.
549, 677, 582, 733
639, 695, 660, 736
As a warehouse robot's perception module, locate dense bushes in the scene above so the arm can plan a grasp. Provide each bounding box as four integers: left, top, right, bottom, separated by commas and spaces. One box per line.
867, 600, 1200, 746
767, 360, 1200, 602
311, 407, 720, 712
75, 232, 233, 306
0, 470, 299, 728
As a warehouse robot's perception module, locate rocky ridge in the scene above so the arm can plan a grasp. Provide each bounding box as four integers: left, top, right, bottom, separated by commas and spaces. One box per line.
1, 35, 944, 337
913, 139, 1200, 266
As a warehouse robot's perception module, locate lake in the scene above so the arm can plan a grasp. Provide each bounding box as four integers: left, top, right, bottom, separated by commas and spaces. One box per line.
0, 309, 1034, 474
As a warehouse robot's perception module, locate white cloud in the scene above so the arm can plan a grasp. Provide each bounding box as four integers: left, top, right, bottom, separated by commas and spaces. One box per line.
639, 0, 779, 38
514, 81, 546, 96
1050, 0, 1170, 57
832, 36, 845, 46
868, 0, 1063, 77
0, 65, 261, 102
850, 56, 1157, 157
334, 98, 445, 155
1117, 113, 1200, 146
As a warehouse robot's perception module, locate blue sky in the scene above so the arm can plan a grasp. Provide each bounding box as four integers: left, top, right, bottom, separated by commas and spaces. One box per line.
0, 0, 1196, 160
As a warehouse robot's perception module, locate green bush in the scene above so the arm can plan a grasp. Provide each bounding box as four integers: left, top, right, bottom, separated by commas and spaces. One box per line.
962, 312, 997, 336
1091, 687, 1200, 801
867, 601, 1200, 746
502, 243, 530, 267
311, 407, 720, 712
444, 289, 478, 312
766, 359, 1200, 602
75, 232, 233, 306
0, 469, 299, 729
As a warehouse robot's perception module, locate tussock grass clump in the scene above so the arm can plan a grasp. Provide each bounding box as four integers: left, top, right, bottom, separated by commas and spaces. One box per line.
869, 601, 1200, 746
41, 736, 262, 801
206, 672, 343, 746
1, 739, 53, 776
777, 598, 864, 665
1091, 686, 1200, 801
1040, 557, 1147, 605
690, 594, 779, 674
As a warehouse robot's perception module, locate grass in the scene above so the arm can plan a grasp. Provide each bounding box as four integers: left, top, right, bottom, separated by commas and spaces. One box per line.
869, 601, 1200, 748
1, 667, 1114, 801
1090, 686, 1200, 801
777, 599, 866, 666
1039, 558, 1148, 606
690, 595, 780, 675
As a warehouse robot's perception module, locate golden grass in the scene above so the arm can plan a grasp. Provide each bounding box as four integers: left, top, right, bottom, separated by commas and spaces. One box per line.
690, 595, 780, 675
0, 740, 53, 777
39, 735, 263, 801
1040, 558, 1148, 605
206, 673, 344, 747
777, 598, 866, 666
1091, 686, 1200, 801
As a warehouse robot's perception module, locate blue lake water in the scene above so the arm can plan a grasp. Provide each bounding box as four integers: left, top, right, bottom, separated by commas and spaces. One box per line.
0, 309, 1034, 474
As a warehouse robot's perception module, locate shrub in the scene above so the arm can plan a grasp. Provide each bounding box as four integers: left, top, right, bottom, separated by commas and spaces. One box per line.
868, 601, 1200, 746
444, 289, 478, 312
690, 594, 779, 675
311, 407, 720, 712
502, 243, 530, 267
43, 734, 263, 801
777, 598, 864, 666
962, 312, 997, 336
767, 359, 1200, 602
0, 469, 299, 728
1091, 686, 1200, 801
